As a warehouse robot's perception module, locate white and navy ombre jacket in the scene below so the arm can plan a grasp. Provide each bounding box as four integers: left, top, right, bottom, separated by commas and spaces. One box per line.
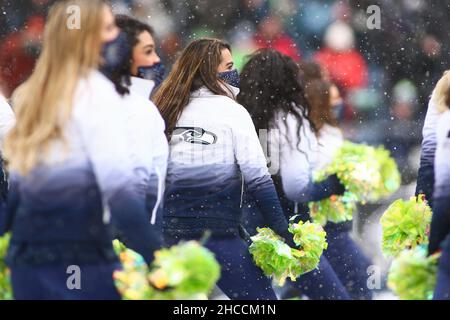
243, 108, 345, 232
125, 78, 168, 225
428, 109, 450, 253
163, 87, 289, 238
264, 109, 346, 225
0, 94, 15, 144
274, 109, 319, 204
129, 76, 155, 100
434, 110, 450, 199
1, 71, 161, 266
314, 124, 344, 173
416, 98, 440, 202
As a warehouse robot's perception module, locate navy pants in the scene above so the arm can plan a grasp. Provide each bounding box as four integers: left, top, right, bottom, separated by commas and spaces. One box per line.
165, 234, 277, 300
287, 255, 351, 300
324, 222, 373, 300
434, 246, 450, 300
11, 262, 122, 300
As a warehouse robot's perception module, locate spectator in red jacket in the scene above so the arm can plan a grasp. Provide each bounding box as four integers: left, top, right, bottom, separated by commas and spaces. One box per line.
0, 15, 44, 98
253, 15, 301, 62
314, 21, 368, 94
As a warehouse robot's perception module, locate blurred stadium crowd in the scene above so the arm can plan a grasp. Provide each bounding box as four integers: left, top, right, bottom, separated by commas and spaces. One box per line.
1, 0, 449, 181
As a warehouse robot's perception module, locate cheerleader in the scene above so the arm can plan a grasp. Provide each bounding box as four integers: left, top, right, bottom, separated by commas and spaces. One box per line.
153, 38, 295, 300
1, 0, 161, 299
301, 72, 373, 300
238, 49, 350, 300
99, 16, 169, 228
428, 71, 450, 299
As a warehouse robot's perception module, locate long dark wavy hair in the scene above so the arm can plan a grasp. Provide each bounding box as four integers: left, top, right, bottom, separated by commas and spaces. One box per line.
153, 38, 234, 138
237, 49, 316, 150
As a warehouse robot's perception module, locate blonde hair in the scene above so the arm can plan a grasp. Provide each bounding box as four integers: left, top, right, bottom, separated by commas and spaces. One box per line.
5, 0, 107, 175
432, 70, 450, 113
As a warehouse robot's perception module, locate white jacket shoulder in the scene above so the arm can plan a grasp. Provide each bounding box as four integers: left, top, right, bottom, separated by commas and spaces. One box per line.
73, 71, 122, 118
0, 94, 15, 144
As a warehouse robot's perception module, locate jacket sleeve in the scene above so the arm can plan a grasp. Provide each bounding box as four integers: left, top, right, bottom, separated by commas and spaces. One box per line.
416, 98, 439, 204
74, 82, 162, 264
231, 106, 289, 236
307, 174, 345, 202
274, 112, 312, 203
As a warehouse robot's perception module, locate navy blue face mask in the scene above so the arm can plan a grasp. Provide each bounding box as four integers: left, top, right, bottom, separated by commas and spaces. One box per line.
332, 102, 346, 122
137, 63, 166, 88
99, 32, 131, 79
218, 69, 240, 88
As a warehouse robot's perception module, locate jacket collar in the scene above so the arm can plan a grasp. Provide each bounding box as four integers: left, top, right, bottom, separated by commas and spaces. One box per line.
129, 76, 155, 99
191, 84, 240, 100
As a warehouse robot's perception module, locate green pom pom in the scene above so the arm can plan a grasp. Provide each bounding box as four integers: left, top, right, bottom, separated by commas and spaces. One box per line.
381, 195, 432, 257
0, 233, 12, 300
150, 241, 221, 300
387, 246, 439, 300
309, 141, 401, 226
113, 240, 221, 300
113, 240, 153, 300
249, 222, 327, 286
249, 228, 298, 286
289, 221, 328, 274
309, 194, 357, 226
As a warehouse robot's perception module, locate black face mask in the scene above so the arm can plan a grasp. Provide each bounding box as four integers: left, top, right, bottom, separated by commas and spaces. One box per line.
99, 32, 131, 79
137, 63, 166, 88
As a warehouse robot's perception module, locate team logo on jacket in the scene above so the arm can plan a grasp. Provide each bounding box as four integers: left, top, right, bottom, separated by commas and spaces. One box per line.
173, 127, 218, 145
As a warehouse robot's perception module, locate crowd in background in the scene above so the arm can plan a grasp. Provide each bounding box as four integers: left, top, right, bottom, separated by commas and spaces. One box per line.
0, 0, 449, 181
